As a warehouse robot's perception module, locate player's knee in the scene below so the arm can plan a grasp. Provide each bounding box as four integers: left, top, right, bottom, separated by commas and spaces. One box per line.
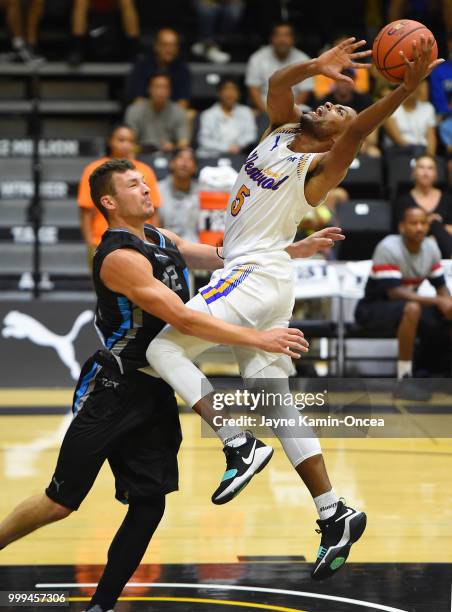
402, 301, 422, 321
44, 496, 73, 522
129, 496, 166, 525
146, 338, 182, 368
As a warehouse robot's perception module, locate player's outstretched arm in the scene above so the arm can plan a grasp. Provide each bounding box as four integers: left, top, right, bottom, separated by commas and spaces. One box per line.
267, 37, 371, 127
100, 248, 309, 357
159, 228, 224, 271
305, 36, 444, 205
161, 227, 345, 268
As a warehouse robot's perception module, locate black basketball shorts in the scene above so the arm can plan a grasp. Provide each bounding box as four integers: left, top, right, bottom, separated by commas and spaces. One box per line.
46, 352, 182, 510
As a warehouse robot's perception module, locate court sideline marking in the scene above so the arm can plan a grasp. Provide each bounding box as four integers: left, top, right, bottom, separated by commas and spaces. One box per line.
69, 596, 306, 611
36, 581, 409, 612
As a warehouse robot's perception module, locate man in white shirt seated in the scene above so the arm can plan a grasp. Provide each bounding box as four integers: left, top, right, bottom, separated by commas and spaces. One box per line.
198, 77, 257, 155
245, 23, 314, 114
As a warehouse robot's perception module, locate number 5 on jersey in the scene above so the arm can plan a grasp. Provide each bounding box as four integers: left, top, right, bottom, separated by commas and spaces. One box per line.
231, 184, 250, 217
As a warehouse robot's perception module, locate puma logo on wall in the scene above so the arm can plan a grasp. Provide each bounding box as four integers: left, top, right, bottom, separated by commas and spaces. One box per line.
2, 310, 94, 380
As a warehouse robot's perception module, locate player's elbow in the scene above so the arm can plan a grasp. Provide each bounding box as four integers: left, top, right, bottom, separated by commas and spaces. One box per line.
171, 309, 197, 335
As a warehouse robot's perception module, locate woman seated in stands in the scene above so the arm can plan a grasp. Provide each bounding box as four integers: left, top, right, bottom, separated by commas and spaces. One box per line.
394, 154, 452, 258
383, 82, 437, 157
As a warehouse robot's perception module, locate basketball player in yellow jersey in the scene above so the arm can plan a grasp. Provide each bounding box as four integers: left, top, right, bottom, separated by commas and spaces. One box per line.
147, 35, 443, 580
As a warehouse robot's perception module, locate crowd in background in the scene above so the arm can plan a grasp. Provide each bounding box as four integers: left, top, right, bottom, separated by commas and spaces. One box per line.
0, 0, 450, 375
0, 1, 450, 253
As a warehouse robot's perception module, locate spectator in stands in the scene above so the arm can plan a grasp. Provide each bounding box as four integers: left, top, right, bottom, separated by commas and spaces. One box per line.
388, 0, 451, 38
383, 83, 437, 156
127, 28, 191, 107
430, 31, 452, 116
245, 23, 313, 114
355, 207, 452, 391
313, 35, 370, 100
69, 0, 140, 65
431, 31, 452, 180
191, 0, 243, 64
1, 0, 44, 62
125, 72, 190, 152
395, 155, 452, 258
297, 188, 349, 259
158, 148, 200, 243
317, 68, 380, 157
77, 124, 161, 262
197, 76, 257, 154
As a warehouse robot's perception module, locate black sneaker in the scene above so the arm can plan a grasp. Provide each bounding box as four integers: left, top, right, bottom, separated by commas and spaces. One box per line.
393, 375, 432, 402
311, 500, 367, 581
211, 433, 273, 505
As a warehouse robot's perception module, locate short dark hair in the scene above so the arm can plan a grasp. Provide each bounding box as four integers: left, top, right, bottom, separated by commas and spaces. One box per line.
271, 23, 294, 37
217, 75, 240, 91
148, 71, 171, 86
170, 146, 196, 163
89, 158, 135, 220
105, 123, 135, 156
399, 204, 426, 223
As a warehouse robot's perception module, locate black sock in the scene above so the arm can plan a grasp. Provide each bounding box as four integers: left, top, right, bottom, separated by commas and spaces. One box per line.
89, 496, 165, 610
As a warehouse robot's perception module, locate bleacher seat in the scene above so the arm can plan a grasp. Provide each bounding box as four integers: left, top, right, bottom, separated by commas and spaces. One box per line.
290, 319, 337, 338
42, 200, 80, 228
0, 200, 27, 226
41, 117, 112, 138
41, 244, 89, 275
190, 62, 246, 105
336, 199, 392, 232
41, 158, 93, 182
341, 155, 384, 198
196, 153, 246, 173
344, 322, 394, 339
0, 244, 32, 274
137, 152, 172, 181
336, 199, 392, 260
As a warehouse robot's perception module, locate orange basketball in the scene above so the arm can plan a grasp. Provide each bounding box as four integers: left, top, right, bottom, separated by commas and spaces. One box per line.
373, 20, 438, 83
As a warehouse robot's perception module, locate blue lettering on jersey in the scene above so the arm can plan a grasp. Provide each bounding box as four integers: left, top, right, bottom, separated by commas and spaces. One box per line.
244, 152, 289, 191
270, 135, 281, 151
288, 156, 298, 162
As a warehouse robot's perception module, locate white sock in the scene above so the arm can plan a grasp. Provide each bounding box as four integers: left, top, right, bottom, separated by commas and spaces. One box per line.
216, 426, 247, 447
12, 37, 25, 50
397, 360, 412, 379
314, 489, 340, 520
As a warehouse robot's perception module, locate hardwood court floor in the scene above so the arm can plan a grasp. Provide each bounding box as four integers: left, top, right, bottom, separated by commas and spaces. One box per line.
2, 561, 452, 611
0, 412, 451, 566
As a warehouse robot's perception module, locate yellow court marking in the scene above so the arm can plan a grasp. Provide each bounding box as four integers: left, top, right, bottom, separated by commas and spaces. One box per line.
0, 388, 187, 407
69, 596, 308, 611
0, 388, 73, 406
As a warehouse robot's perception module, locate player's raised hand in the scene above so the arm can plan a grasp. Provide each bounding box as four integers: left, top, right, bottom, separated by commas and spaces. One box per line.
257, 328, 309, 358
400, 35, 444, 93
290, 227, 345, 259
315, 37, 372, 84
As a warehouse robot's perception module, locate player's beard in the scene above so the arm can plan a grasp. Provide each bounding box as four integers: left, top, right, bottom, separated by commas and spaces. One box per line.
298, 112, 322, 138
